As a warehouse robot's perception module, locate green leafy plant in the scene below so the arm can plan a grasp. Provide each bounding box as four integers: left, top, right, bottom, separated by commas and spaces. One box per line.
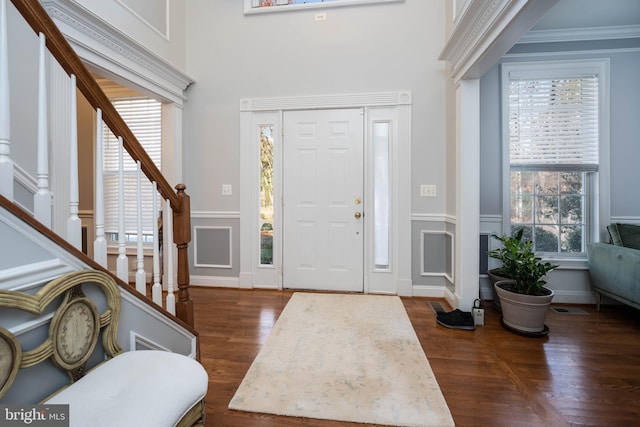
489, 229, 558, 296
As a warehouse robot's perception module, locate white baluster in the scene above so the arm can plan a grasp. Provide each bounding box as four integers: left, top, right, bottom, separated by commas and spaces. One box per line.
116, 136, 128, 283
94, 108, 107, 267
67, 74, 81, 249
0, 0, 13, 200
135, 161, 146, 294
34, 33, 51, 227
165, 199, 175, 315
151, 182, 162, 305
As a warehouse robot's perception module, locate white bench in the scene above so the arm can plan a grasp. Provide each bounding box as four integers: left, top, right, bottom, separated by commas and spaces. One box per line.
0, 270, 208, 427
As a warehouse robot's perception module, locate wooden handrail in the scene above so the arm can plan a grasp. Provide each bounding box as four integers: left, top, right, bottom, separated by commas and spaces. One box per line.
8, 0, 194, 326
9, 0, 180, 211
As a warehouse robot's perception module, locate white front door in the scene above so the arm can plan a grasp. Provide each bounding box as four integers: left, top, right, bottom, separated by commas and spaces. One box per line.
282, 109, 364, 292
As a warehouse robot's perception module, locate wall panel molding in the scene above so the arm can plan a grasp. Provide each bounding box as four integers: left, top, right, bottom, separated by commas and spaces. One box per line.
193, 226, 232, 268
191, 211, 240, 220
411, 213, 456, 224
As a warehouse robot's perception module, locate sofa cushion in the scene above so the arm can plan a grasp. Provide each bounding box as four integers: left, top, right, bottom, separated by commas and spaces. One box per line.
610, 223, 640, 250
607, 224, 623, 246
45, 350, 208, 427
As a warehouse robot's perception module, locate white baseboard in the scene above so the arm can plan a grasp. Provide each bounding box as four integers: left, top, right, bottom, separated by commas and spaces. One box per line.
190, 275, 240, 288
551, 290, 596, 305
411, 284, 448, 298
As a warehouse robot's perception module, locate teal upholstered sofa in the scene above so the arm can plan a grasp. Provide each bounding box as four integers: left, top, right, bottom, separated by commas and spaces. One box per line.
587, 223, 640, 311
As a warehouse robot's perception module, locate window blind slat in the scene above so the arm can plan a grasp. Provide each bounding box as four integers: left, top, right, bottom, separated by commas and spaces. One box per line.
103, 97, 162, 236
509, 75, 599, 167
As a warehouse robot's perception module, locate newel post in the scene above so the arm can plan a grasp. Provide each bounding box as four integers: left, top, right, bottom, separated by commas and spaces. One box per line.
173, 183, 193, 327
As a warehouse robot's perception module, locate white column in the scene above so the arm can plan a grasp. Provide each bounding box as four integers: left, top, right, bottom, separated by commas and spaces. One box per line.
135, 161, 146, 293
160, 103, 183, 187
161, 103, 182, 287
396, 102, 413, 296
0, 0, 13, 200
48, 48, 72, 237
94, 108, 107, 267
34, 33, 52, 228
151, 181, 162, 305
455, 79, 481, 311
165, 198, 175, 315
116, 136, 129, 283
67, 74, 81, 249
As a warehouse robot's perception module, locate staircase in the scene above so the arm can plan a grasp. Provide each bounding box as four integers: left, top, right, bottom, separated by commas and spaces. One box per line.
0, 0, 198, 401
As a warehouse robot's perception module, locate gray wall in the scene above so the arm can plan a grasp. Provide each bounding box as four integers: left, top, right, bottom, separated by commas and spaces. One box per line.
182, 1, 450, 284
7, 2, 39, 179
478, 38, 640, 300
183, 1, 447, 213
480, 41, 640, 219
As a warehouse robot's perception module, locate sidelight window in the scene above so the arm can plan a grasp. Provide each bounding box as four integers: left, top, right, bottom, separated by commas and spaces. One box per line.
373, 121, 391, 270
259, 125, 275, 265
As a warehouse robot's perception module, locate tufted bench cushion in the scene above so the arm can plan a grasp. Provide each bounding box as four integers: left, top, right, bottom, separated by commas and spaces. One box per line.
44, 350, 208, 427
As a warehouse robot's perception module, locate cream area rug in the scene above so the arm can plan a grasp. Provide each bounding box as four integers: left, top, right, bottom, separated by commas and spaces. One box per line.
229, 293, 455, 426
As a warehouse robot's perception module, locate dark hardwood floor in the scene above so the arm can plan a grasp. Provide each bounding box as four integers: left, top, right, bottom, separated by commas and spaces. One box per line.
191, 286, 640, 427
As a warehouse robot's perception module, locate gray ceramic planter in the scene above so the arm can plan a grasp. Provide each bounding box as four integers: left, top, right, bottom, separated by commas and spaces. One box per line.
494, 281, 554, 334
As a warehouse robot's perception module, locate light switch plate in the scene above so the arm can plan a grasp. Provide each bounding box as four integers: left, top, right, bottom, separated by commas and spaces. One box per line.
420, 184, 437, 197
222, 184, 232, 196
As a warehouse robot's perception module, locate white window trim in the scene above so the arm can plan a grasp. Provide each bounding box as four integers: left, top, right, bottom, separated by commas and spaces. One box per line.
244, 0, 402, 14
500, 59, 611, 263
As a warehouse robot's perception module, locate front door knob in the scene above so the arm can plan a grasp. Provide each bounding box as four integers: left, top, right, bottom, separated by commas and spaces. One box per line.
354, 212, 362, 220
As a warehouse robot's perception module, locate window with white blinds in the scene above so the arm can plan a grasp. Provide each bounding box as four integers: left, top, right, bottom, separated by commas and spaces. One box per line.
103, 97, 161, 242
501, 60, 609, 255
508, 73, 599, 171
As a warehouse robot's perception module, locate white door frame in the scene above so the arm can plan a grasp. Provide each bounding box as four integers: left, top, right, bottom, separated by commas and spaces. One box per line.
239, 92, 412, 295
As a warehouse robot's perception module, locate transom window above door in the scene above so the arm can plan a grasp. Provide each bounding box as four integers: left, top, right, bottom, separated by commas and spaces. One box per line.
244, 0, 402, 14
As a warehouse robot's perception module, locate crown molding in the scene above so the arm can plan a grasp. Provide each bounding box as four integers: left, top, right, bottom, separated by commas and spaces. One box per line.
240, 91, 411, 112
439, 0, 558, 82
518, 24, 640, 44
42, 0, 194, 103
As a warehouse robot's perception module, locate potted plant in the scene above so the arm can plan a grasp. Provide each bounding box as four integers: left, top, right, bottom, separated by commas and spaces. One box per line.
489, 229, 558, 335
487, 230, 526, 311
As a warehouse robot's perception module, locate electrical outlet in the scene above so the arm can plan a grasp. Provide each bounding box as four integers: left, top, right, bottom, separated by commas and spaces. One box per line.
315, 12, 326, 21
222, 184, 232, 196
420, 184, 437, 197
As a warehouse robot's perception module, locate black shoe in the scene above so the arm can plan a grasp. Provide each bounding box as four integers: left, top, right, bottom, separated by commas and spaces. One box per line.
436, 310, 475, 330
436, 309, 462, 318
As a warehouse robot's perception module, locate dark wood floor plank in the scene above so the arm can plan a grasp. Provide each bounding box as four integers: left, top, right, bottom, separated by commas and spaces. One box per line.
191, 287, 640, 426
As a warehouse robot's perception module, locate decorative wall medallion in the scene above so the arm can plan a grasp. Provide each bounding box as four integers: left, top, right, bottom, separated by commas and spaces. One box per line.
0, 327, 22, 399
51, 298, 100, 370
